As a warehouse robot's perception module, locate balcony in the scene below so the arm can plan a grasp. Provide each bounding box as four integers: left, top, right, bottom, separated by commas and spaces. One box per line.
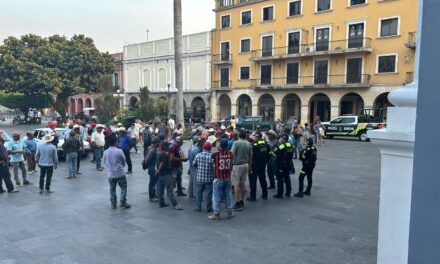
250, 38, 372, 62
212, 80, 232, 90
405, 32, 417, 49
215, 0, 266, 11
212, 54, 233, 65
253, 74, 371, 89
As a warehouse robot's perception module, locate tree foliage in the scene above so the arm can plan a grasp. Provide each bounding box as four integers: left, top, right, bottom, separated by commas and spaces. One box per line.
131, 87, 169, 122
0, 34, 114, 119
0, 92, 52, 115
94, 75, 119, 124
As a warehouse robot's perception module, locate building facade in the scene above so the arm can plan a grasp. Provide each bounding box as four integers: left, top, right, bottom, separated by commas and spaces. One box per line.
123, 32, 211, 122
211, 0, 417, 123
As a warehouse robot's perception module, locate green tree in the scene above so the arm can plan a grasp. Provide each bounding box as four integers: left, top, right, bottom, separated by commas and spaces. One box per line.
94, 75, 119, 124
0, 92, 52, 115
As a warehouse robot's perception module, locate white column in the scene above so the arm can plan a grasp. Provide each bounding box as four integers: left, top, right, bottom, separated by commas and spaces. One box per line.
274, 104, 282, 121
300, 105, 309, 124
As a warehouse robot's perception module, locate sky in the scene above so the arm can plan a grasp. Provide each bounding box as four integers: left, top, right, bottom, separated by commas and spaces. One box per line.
0, 0, 215, 53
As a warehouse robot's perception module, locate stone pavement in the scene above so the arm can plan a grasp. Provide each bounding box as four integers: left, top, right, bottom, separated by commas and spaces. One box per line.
0, 133, 380, 264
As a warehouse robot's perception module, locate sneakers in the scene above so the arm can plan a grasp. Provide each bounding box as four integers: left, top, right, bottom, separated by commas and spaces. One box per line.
120, 203, 131, 209
246, 197, 257, 202
16, 181, 21, 186
149, 197, 158, 202
273, 194, 284, 199
233, 202, 243, 211
304, 191, 311, 196
98, 167, 104, 171
261, 195, 268, 200
294, 193, 304, 198
23, 180, 31, 185
174, 204, 183, 210
159, 204, 170, 208
285, 194, 291, 198
65, 176, 74, 179
76, 171, 82, 175
46, 190, 53, 194
0, 190, 5, 194
39, 189, 44, 194
8, 189, 19, 193
111, 204, 117, 209
208, 214, 220, 220
126, 171, 132, 175
177, 192, 187, 197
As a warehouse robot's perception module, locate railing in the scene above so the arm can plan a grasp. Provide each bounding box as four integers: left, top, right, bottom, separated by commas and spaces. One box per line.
212, 54, 233, 64
216, 0, 261, 9
406, 32, 417, 48
253, 74, 371, 88
251, 38, 372, 61
406, 72, 414, 84
212, 80, 232, 89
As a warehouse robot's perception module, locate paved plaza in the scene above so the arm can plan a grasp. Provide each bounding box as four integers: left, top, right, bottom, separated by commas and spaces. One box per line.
0, 125, 379, 264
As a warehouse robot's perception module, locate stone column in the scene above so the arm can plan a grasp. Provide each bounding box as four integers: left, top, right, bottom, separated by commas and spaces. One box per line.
300, 105, 309, 124
210, 91, 216, 121
251, 104, 258, 117
330, 105, 339, 120
231, 104, 237, 116
274, 104, 282, 121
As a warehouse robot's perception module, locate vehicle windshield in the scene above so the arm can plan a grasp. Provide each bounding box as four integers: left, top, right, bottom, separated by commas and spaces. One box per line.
54, 129, 67, 138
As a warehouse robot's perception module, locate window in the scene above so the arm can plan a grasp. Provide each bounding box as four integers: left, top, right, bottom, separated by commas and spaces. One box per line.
348, 23, 364, 48
346, 58, 363, 83
260, 65, 272, 85
240, 66, 250, 80
342, 117, 356, 123
240, 39, 251, 53
314, 60, 328, 84
316, 27, 330, 51
221, 15, 230, 29
317, 0, 331, 12
221, 42, 230, 61
380, 17, 399, 37
114, 73, 119, 86
286, 62, 299, 84
288, 32, 300, 54
262, 6, 274, 21
350, 0, 366, 6
289, 0, 301, 16
378, 55, 397, 73
241, 10, 252, 25
262, 35, 273, 57
220, 68, 230, 87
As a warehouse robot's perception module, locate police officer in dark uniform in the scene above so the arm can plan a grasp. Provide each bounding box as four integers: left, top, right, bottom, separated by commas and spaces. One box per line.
247, 131, 269, 202
294, 138, 317, 197
273, 134, 294, 199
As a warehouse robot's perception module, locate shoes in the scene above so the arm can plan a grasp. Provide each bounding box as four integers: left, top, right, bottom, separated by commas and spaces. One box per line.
136, 151, 140, 154
46, 190, 53, 194
294, 193, 304, 198
98, 167, 104, 171
159, 204, 170, 208
149, 198, 158, 202
227, 212, 234, 219
182, 187, 186, 190
233, 203, 243, 211
126, 171, 132, 174
16, 181, 21, 186
267, 185, 275, 190
285, 194, 291, 198
23, 180, 31, 185
120, 203, 131, 209
246, 197, 257, 202
261, 195, 268, 200
208, 214, 220, 220
8, 189, 19, 193
0, 190, 5, 194
174, 205, 183, 210
273, 194, 284, 199
111, 204, 117, 209
65, 176, 74, 179
90, 160, 96, 163
177, 192, 187, 197
39, 189, 44, 194
76, 171, 82, 175
304, 191, 311, 196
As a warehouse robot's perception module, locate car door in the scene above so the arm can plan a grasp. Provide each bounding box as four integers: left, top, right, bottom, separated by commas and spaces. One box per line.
325, 117, 343, 135
340, 117, 357, 135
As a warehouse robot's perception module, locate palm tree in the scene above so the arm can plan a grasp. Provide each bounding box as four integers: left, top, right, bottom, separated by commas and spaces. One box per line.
174, 0, 184, 128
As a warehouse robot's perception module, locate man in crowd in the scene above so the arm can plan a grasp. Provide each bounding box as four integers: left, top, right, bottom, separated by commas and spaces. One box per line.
73, 125, 83, 175
24, 131, 37, 175
187, 136, 202, 199
103, 137, 130, 209
144, 136, 161, 202
247, 131, 269, 202
62, 131, 80, 179
266, 130, 278, 189
158, 122, 169, 140
7, 132, 30, 186
142, 123, 152, 156
0, 137, 18, 193
156, 141, 183, 210
231, 130, 252, 211
210, 139, 234, 220
35, 134, 58, 194
91, 124, 105, 171
294, 138, 318, 198
169, 136, 188, 196
118, 127, 133, 174
273, 134, 294, 199
128, 123, 140, 154
193, 141, 214, 212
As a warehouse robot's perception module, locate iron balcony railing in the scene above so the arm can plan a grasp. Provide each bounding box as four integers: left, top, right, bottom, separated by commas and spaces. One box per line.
212, 54, 233, 64
212, 80, 232, 89
216, 0, 262, 9
253, 74, 371, 88
405, 32, 417, 49
250, 38, 372, 61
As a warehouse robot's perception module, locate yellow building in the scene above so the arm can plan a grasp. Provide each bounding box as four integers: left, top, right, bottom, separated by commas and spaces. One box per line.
210, 0, 417, 123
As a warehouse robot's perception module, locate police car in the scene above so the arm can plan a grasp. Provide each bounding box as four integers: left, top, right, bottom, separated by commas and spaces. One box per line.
322, 115, 384, 142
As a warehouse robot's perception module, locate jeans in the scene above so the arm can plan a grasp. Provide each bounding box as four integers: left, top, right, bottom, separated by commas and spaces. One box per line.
298, 166, 314, 194
188, 167, 197, 197
143, 143, 151, 157
148, 170, 158, 199
171, 166, 183, 194
95, 147, 104, 169
109, 176, 128, 205
131, 138, 138, 152
157, 174, 177, 207
12, 161, 27, 182
76, 151, 81, 172
0, 166, 15, 192
123, 149, 132, 172
249, 165, 268, 199
66, 152, 77, 177
39, 166, 53, 190
195, 181, 213, 210
212, 178, 233, 214
293, 139, 302, 159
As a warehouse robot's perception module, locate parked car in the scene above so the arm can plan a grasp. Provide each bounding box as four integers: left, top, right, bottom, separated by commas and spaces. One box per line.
221, 115, 245, 125
237, 116, 276, 131
322, 115, 384, 142
32, 128, 91, 159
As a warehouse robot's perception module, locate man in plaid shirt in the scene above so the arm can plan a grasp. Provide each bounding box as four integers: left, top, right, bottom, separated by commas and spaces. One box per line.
193, 141, 214, 212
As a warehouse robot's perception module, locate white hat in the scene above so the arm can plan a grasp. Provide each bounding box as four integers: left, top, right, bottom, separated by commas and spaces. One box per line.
220, 125, 226, 130
208, 128, 215, 133
43, 134, 55, 142
207, 135, 218, 144
118, 127, 126, 132
96, 124, 105, 129
73, 124, 81, 129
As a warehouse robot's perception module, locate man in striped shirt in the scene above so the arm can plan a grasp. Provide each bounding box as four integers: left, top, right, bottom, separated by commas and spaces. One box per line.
209, 139, 234, 220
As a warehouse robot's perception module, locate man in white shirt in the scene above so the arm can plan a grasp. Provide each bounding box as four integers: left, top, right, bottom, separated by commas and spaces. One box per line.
91, 124, 105, 171
127, 123, 140, 154
168, 118, 175, 131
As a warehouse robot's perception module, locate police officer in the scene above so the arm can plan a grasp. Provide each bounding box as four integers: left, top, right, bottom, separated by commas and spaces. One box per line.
273, 134, 294, 199
294, 138, 317, 198
247, 131, 269, 202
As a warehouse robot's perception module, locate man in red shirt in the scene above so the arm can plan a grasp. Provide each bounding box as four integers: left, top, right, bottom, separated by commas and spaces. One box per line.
169, 136, 188, 196
209, 139, 234, 220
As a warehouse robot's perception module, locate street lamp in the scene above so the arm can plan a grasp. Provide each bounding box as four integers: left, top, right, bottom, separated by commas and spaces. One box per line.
167, 82, 171, 118
116, 89, 121, 109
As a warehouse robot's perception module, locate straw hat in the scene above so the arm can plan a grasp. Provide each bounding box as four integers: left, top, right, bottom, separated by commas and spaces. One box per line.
207, 135, 218, 144
43, 134, 55, 142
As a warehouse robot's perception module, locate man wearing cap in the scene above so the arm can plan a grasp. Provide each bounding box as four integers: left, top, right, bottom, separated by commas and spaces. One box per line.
35, 134, 58, 194
142, 123, 153, 156
8, 132, 30, 186
266, 130, 279, 189
118, 127, 133, 174
210, 139, 234, 220
91, 124, 106, 171
169, 136, 188, 196
188, 136, 202, 198
247, 131, 269, 202
273, 134, 294, 199
144, 136, 161, 202
231, 130, 252, 211
193, 141, 214, 212
24, 131, 37, 175
0, 137, 18, 193
220, 125, 229, 139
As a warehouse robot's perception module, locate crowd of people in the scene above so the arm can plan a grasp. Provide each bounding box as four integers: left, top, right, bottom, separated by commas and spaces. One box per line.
0, 116, 319, 221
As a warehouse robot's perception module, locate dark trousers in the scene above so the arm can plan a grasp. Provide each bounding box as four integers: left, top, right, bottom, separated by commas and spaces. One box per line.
148, 170, 158, 199
171, 167, 183, 194
249, 165, 268, 199
143, 143, 151, 157
276, 166, 292, 196
109, 176, 128, 205
76, 151, 81, 172
131, 138, 138, 152
298, 167, 314, 194
39, 166, 53, 191
267, 158, 276, 187
123, 149, 132, 172
0, 166, 15, 192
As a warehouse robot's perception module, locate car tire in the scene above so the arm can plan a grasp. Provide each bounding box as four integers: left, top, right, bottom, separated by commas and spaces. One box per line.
359, 131, 369, 142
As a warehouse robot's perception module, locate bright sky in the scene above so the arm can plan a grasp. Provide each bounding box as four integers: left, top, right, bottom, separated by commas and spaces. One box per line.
0, 0, 215, 53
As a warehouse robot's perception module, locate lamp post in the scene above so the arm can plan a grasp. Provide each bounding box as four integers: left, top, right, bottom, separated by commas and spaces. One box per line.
167, 82, 171, 118
116, 89, 121, 109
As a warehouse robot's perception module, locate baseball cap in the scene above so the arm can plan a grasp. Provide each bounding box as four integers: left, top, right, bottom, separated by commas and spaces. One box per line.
203, 141, 212, 150
254, 131, 262, 138
220, 139, 228, 150
152, 136, 161, 143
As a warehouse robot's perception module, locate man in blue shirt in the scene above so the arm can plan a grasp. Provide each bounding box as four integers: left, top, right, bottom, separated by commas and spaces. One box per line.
118, 127, 132, 174
35, 134, 58, 194
24, 131, 37, 174
187, 136, 202, 198
7, 132, 30, 186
